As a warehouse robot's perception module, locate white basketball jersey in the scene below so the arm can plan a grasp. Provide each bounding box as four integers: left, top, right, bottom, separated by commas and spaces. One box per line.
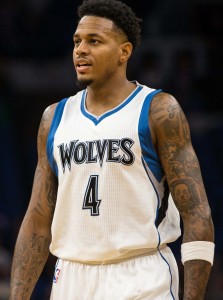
47, 82, 181, 263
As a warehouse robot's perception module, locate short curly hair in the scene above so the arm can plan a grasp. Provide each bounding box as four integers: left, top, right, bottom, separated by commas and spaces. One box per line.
77, 0, 142, 50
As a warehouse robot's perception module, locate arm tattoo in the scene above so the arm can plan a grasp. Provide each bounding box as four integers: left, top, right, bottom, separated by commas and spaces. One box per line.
32, 165, 57, 211
151, 93, 214, 299
184, 260, 212, 300
151, 94, 211, 230
10, 105, 58, 299
10, 231, 51, 300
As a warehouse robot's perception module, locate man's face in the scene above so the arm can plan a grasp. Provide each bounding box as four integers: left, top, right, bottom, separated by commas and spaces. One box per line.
73, 16, 126, 87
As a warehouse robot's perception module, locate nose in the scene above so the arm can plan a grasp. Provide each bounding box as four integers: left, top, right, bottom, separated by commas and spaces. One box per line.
75, 40, 89, 56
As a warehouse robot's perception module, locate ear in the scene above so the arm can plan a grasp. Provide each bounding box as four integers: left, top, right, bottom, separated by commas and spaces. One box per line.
119, 42, 133, 63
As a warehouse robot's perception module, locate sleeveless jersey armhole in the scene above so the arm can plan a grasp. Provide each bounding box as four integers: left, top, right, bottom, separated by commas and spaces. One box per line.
138, 89, 164, 182
46, 98, 69, 176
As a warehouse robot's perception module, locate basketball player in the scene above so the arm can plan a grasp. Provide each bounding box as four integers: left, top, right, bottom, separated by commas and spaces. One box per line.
9, 0, 214, 299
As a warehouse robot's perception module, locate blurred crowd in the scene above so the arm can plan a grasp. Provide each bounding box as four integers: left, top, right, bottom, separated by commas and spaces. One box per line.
0, 0, 223, 299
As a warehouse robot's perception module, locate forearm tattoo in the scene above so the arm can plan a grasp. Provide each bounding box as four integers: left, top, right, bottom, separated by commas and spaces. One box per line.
184, 260, 212, 300
10, 228, 51, 299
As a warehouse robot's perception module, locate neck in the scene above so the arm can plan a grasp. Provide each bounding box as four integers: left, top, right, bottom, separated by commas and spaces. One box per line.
85, 79, 136, 116
86, 76, 137, 104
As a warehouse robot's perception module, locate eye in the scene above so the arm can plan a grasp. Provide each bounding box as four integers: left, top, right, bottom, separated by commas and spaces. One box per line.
74, 39, 81, 46
90, 39, 98, 44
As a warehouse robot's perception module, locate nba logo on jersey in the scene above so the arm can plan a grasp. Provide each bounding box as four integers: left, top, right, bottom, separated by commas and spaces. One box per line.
53, 267, 61, 283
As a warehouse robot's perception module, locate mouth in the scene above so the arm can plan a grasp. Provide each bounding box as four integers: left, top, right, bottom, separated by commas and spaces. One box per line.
75, 58, 92, 73
76, 63, 91, 73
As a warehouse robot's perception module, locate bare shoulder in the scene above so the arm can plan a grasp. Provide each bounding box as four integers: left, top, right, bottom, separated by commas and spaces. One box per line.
37, 103, 58, 150
38, 103, 58, 135
150, 92, 185, 125
43, 102, 58, 120
149, 92, 191, 144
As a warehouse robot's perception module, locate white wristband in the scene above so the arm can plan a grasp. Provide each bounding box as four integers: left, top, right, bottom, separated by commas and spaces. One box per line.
181, 241, 215, 265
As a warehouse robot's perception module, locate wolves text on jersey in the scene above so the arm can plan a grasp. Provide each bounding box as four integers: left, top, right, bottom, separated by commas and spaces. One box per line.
57, 138, 135, 172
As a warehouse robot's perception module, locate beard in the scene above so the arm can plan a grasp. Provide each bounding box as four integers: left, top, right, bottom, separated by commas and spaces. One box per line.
76, 78, 93, 90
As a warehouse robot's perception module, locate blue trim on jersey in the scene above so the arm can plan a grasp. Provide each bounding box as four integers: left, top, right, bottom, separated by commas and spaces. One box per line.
141, 157, 161, 247
138, 89, 163, 182
46, 98, 69, 176
81, 86, 143, 125
142, 156, 175, 299
158, 250, 175, 300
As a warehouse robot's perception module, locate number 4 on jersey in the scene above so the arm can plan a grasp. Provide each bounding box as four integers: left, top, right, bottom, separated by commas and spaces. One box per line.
83, 175, 101, 216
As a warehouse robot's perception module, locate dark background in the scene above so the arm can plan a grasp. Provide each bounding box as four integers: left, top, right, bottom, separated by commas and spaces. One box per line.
0, 0, 223, 299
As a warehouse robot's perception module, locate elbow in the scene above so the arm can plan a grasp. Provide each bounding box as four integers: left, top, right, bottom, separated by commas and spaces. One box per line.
183, 209, 215, 243
201, 212, 214, 242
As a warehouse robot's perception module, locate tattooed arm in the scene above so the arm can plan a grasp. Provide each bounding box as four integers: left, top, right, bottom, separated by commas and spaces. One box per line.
150, 93, 214, 300
9, 103, 58, 300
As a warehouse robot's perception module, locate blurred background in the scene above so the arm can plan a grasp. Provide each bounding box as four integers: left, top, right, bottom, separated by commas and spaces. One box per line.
0, 0, 223, 299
